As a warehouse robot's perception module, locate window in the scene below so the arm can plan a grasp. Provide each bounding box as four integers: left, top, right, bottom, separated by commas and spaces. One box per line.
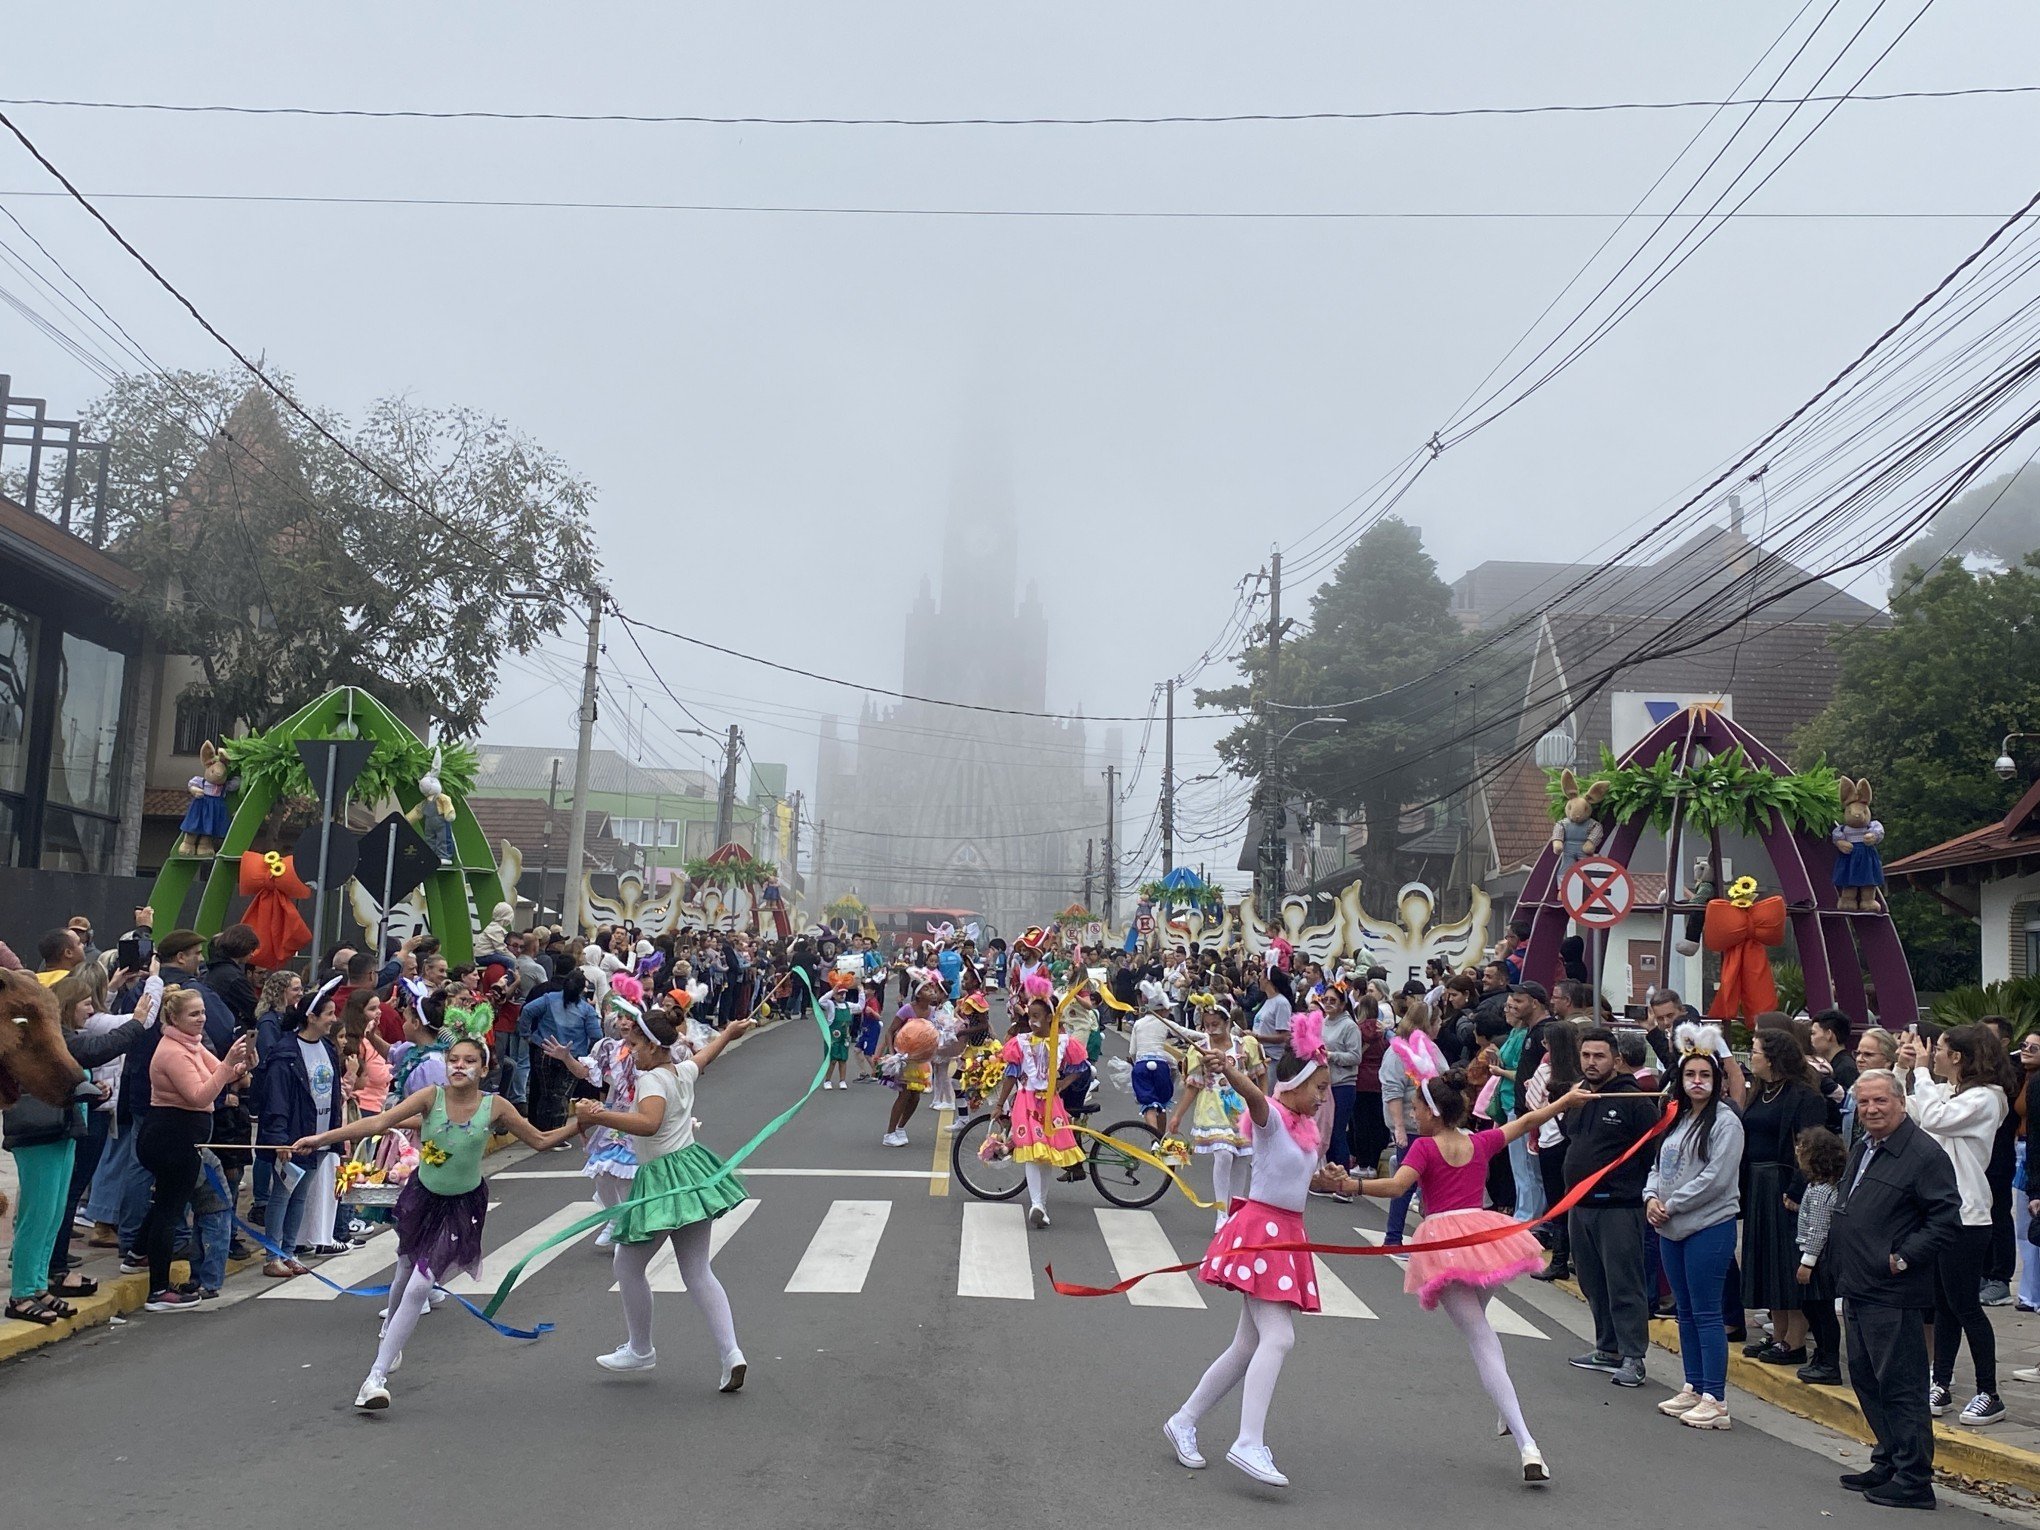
41, 804, 116, 874
610, 817, 679, 848
172, 693, 220, 757
0, 601, 34, 795
47, 632, 125, 816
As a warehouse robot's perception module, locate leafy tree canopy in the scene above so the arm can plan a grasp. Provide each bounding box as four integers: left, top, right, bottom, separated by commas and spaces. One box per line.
1889, 463, 2040, 579
84, 368, 601, 736
1196, 517, 1470, 890
1794, 554, 2040, 987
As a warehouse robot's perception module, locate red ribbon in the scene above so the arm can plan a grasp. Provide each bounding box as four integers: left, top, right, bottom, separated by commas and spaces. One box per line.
1046, 1097, 1677, 1297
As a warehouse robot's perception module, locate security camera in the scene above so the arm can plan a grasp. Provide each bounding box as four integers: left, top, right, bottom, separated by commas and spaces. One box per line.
1997, 754, 2019, 781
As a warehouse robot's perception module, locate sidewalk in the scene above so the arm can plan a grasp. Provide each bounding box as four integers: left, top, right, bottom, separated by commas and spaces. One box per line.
1555, 1274, 2040, 1496
0, 1131, 525, 1365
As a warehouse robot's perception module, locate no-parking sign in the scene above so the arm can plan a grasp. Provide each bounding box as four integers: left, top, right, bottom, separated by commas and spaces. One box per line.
1560, 856, 1635, 928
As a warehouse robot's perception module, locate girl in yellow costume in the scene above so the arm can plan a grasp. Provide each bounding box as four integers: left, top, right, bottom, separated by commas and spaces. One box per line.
989, 975, 1087, 1229
952, 991, 1002, 1115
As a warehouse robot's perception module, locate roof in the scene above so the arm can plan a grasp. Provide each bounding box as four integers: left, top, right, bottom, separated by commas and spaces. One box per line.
1453, 525, 1884, 632
1887, 779, 2040, 883
0, 490, 142, 604
1479, 755, 1556, 875
467, 795, 628, 871
1545, 616, 1847, 756
472, 743, 714, 799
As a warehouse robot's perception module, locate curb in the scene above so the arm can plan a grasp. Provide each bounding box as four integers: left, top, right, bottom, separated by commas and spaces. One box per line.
0, 1129, 524, 1367
1550, 1275, 2040, 1493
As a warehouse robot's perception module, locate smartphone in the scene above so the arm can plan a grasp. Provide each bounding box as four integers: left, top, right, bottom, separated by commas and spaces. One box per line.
117, 933, 151, 972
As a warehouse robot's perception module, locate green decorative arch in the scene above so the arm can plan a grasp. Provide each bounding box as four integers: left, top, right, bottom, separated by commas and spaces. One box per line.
146, 686, 505, 965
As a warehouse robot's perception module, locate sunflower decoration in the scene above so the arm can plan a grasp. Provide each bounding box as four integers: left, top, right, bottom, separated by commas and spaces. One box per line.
1727, 874, 1760, 909
418, 1139, 451, 1168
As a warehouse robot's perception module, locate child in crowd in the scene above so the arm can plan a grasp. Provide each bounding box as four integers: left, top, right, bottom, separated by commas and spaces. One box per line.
1792, 1125, 1846, 1386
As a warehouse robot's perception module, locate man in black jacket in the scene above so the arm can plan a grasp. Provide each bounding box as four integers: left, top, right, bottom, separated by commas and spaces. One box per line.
1829, 1069, 1962, 1510
1561, 1026, 1664, 1388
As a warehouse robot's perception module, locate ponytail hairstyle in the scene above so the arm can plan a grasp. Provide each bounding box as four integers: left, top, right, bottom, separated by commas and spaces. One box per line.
1421, 1066, 1472, 1128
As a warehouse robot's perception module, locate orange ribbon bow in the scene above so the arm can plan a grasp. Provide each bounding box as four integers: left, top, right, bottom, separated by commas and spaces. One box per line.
1702, 894, 1787, 1021
237, 851, 313, 969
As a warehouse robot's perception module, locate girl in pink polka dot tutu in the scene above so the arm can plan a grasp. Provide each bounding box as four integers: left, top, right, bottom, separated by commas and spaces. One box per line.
1317, 1041, 1588, 1486
1162, 1009, 1333, 1489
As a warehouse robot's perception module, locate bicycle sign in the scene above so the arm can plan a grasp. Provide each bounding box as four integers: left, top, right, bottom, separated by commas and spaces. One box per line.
1560, 856, 1634, 929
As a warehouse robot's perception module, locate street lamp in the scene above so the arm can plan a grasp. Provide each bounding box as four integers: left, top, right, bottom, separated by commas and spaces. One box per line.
1260, 716, 1342, 917
1997, 733, 2040, 781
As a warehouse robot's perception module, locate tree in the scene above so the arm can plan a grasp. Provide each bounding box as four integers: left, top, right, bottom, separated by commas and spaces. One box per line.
1196, 517, 1469, 895
1889, 463, 2040, 578
1793, 554, 2040, 988
84, 368, 601, 736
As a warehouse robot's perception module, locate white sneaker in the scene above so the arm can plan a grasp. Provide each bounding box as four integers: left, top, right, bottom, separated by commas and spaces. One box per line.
354, 1373, 390, 1410
1658, 1386, 1703, 1417
719, 1350, 748, 1393
1520, 1445, 1550, 1482
947, 1115, 970, 1133
881, 1130, 909, 1148
597, 1344, 657, 1372
1164, 1415, 1205, 1468
428, 1286, 448, 1310
1226, 1442, 1288, 1487
2013, 1366, 2040, 1384
595, 1227, 615, 1249
1681, 1394, 1730, 1430
1027, 1204, 1050, 1230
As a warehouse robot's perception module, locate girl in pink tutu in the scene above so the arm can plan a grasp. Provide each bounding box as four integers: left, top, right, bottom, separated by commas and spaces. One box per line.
1316, 1041, 1587, 1484
1163, 1010, 1333, 1489
987, 976, 1089, 1229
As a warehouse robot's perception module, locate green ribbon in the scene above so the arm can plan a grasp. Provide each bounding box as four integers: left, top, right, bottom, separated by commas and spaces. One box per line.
480, 968, 829, 1322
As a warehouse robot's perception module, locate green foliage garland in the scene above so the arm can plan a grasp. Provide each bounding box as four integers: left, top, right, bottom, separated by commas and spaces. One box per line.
684, 856, 777, 889
1545, 746, 1843, 837
1137, 879, 1222, 911
219, 728, 478, 807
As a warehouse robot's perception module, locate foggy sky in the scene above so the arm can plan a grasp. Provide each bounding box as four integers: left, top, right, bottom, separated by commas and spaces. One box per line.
4, 3, 2036, 890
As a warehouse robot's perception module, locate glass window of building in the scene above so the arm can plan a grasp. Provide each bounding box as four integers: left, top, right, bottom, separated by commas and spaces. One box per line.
0, 601, 35, 796
48, 631, 126, 817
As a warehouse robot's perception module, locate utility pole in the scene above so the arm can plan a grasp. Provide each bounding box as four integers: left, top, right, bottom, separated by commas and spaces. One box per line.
1258, 550, 1283, 921
1161, 677, 1175, 876
813, 819, 828, 908
787, 789, 802, 896
561, 593, 602, 938
534, 755, 561, 928
714, 723, 742, 848
1102, 764, 1118, 927
1084, 838, 1095, 909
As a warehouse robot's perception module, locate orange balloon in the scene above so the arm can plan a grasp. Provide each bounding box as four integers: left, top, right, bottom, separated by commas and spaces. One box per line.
895, 1017, 939, 1060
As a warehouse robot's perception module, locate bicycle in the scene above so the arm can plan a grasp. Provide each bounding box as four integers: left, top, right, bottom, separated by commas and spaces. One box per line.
950, 1107, 1172, 1209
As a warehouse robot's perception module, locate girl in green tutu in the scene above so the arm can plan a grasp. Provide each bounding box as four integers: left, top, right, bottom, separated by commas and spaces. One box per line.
575, 1003, 756, 1390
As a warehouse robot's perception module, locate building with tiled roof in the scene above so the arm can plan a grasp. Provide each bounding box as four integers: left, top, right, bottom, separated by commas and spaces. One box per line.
1887, 779, 2040, 984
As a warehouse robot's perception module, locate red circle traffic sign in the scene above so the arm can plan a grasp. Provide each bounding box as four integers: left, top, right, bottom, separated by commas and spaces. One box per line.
1560, 856, 1635, 928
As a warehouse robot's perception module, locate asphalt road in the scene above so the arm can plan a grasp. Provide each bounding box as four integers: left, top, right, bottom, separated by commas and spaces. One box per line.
0, 1015, 2009, 1528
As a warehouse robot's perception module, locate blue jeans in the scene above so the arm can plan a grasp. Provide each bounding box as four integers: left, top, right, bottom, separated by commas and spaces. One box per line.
1327, 1084, 1356, 1170
1661, 1218, 1737, 1398
499, 1030, 530, 1107
1385, 1141, 1416, 1244
2017, 1141, 2040, 1310
265, 1156, 312, 1256
1508, 1128, 1544, 1222
87, 1123, 155, 1252
194, 1204, 231, 1291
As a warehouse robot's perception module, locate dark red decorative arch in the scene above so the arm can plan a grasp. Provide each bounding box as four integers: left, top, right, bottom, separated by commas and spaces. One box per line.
1516, 706, 1915, 1027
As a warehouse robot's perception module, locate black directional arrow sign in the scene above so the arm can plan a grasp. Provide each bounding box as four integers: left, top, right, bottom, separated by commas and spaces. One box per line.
292, 821, 359, 890
295, 737, 377, 803
357, 812, 441, 909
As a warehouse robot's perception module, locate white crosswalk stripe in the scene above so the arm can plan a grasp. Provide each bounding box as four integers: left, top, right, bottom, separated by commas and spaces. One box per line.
957, 1202, 1034, 1300
785, 1200, 891, 1293
1093, 1209, 1204, 1309
618, 1199, 761, 1292
1304, 1260, 1377, 1320
450, 1202, 597, 1295
1350, 1226, 1544, 1337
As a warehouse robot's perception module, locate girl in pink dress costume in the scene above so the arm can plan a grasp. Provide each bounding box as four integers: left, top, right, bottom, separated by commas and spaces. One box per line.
987, 977, 1089, 1229
1163, 1011, 1333, 1489
1319, 1038, 1588, 1485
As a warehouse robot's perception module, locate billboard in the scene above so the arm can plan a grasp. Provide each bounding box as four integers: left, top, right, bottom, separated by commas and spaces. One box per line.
1610, 692, 1732, 758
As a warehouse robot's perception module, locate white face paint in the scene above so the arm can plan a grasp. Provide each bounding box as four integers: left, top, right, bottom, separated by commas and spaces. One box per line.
1682, 1065, 1714, 1100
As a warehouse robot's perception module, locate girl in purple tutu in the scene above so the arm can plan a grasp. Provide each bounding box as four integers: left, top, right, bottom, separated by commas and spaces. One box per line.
1316, 1043, 1587, 1484
291, 1035, 584, 1411
1163, 1010, 1333, 1489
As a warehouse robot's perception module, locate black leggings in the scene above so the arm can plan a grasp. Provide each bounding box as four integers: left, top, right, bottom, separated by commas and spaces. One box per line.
1801, 1280, 1840, 1364
136, 1109, 209, 1295
1538, 1145, 1570, 1258
1349, 1091, 1391, 1177
1933, 1223, 1997, 1395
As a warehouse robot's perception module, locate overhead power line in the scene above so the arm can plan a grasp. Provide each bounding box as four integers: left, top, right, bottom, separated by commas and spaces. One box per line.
2, 84, 2033, 126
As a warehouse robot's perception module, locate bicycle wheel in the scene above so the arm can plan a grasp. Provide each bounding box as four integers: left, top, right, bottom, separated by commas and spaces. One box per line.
1087, 1119, 1170, 1209
951, 1114, 1026, 1201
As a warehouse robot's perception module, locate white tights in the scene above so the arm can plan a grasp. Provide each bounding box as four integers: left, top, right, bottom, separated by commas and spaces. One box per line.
1438, 1285, 1534, 1449
1209, 1153, 1239, 1223
1023, 1162, 1047, 1211
611, 1221, 741, 1362
374, 1257, 431, 1379
1175, 1296, 1295, 1451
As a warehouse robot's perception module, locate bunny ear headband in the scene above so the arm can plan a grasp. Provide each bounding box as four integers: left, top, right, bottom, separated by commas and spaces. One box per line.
1674, 1020, 1731, 1062
1390, 1032, 1444, 1114
1286, 1008, 1329, 1088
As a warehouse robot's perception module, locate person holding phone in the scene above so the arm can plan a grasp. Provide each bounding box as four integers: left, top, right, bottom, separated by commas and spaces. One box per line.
139, 987, 254, 1311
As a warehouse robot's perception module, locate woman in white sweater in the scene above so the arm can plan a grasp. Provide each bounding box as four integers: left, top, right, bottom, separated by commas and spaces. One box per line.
1903, 1024, 2010, 1426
